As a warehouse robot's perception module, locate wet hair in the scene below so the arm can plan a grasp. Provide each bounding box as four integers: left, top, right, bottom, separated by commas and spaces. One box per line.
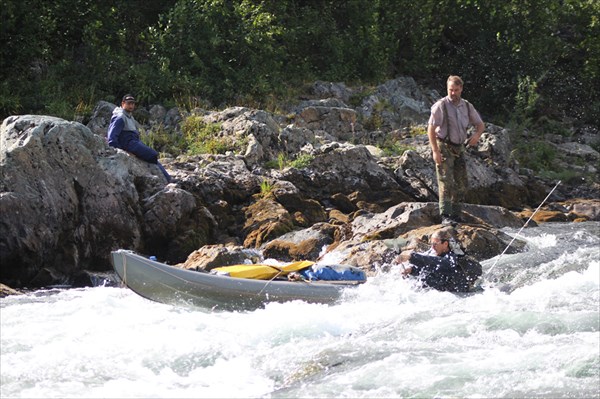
447, 75, 464, 87
431, 229, 452, 242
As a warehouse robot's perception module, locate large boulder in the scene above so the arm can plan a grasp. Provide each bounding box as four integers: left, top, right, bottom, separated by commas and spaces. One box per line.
356, 77, 437, 130
295, 100, 360, 141
394, 125, 534, 209
0, 115, 206, 286
202, 107, 282, 166
281, 144, 415, 207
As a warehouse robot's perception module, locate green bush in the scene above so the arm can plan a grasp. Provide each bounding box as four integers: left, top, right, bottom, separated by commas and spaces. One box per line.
259, 179, 273, 197
265, 153, 314, 170
181, 116, 228, 155
141, 124, 185, 156
380, 138, 415, 157
289, 154, 314, 169
514, 140, 557, 172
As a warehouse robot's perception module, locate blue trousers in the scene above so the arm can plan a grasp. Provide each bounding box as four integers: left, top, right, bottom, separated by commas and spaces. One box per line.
124, 140, 171, 182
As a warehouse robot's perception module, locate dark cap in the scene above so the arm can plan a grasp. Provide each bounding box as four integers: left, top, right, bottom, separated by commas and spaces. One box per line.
122, 94, 136, 103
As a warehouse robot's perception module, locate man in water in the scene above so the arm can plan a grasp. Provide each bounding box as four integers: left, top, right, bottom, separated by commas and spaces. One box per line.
428, 75, 485, 226
107, 94, 171, 182
397, 229, 480, 292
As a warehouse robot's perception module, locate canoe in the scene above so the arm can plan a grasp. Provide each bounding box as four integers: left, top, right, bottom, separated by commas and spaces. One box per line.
110, 249, 363, 311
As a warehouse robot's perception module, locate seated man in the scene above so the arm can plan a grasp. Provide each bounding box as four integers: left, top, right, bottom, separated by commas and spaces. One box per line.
397, 229, 480, 292
107, 94, 171, 182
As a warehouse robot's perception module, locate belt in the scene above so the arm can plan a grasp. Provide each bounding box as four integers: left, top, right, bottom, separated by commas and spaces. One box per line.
437, 138, 463, 147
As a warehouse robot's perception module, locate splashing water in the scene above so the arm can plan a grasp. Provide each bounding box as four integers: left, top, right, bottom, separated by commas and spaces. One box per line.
1, 222, 599, 398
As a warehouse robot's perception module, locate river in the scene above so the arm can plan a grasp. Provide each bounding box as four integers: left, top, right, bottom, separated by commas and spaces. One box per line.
1, 222, 599, 398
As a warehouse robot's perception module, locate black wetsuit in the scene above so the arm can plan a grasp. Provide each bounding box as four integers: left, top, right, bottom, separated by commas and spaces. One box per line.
408, 249, 473, 292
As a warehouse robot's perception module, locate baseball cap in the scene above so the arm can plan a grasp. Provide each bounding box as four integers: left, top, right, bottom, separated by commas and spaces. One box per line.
122, 94, 136, 103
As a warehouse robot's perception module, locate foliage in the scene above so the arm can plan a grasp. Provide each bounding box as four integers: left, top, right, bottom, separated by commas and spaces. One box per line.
180, 116, 229, 155
289, 154, 314, 169
408, 126, 428, 137
265, 153, 314, 170
144, 115, 233, 156
259, 179, 273, 197
380, 139, 415, 157
1, 0, 598, 136
141, 124, 186, 156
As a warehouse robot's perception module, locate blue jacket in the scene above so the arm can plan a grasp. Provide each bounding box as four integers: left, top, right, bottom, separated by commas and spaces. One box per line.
408, 249, 471, 292
107, 107, 139, 150
106, 107, 159, 164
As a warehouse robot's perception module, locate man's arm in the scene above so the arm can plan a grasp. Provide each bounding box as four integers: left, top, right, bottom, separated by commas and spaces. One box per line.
409, 252, 457, 276
428, 123, 442, 165
466, 103, 485, 147
467, 121, 485, 147
107, 117, 124, 148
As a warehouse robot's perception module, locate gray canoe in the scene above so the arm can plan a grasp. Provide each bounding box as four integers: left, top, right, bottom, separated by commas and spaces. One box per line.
111, 249, 362, 311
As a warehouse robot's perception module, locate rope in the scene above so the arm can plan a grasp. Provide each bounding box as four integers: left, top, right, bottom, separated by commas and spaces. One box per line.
485, 180, 561, 277
258, 269, 285, 295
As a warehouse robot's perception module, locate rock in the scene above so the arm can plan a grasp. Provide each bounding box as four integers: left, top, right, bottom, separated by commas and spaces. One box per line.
278, 126, 317, 155
203, 107, 282, 166
148, 104, 167, 126
164, 107, 183, 128
557, 142, 599, 161
0, 115, 193, 286
0, 283, 22, 297
329, 193, 358, 214
86, 101, 116, 137
560, 198, 600, 221
328, 209, 350, 224
179, 244, 261, 271
311, 81, 353, 103
262, 223, 337, 261
461, 204, 524, 228
324, 240, 396, 275
346, 203, 526, 263
270, 180, 327, 226
242, 197, 295, 247
1, 76, 597, 289
142, 185, 216, 263
356, 77, 436, 130
282, 145, 414, 207
296, 105, 359, 141
515, 209, 569, 223
476, 124, 514, 166
396, 130, 532, 209
1, 116, 138, 285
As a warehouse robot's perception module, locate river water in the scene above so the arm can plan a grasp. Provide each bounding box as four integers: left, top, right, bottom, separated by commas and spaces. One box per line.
1, 222, 599, 398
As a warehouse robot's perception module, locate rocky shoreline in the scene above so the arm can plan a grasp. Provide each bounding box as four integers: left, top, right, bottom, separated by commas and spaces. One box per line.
1, 78, 598, 294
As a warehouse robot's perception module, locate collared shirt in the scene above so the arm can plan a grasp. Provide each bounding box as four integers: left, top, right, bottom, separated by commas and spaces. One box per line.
428, 96, 483, 145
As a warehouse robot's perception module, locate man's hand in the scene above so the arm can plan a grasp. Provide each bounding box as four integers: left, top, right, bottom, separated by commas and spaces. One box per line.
466, 135, 478, 147
467, 122, 485, 147
432, 148, 442, 165
397, 250, 414, 263
396, 250, 414, 276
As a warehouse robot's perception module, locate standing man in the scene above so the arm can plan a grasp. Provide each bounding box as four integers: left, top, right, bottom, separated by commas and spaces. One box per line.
107, 94, 171, 182
428, 76, 485, 225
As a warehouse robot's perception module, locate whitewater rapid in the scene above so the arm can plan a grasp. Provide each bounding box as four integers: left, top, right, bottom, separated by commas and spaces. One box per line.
1, 222, 599, 398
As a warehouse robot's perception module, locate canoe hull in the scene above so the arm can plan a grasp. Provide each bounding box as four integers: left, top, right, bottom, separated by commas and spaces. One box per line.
110, 250, 356, 310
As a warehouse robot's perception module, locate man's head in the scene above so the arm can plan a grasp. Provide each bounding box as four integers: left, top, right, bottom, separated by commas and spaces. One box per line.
446, 75, 463, 103
121, 94, 136, 112
430, 229, 452, 256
